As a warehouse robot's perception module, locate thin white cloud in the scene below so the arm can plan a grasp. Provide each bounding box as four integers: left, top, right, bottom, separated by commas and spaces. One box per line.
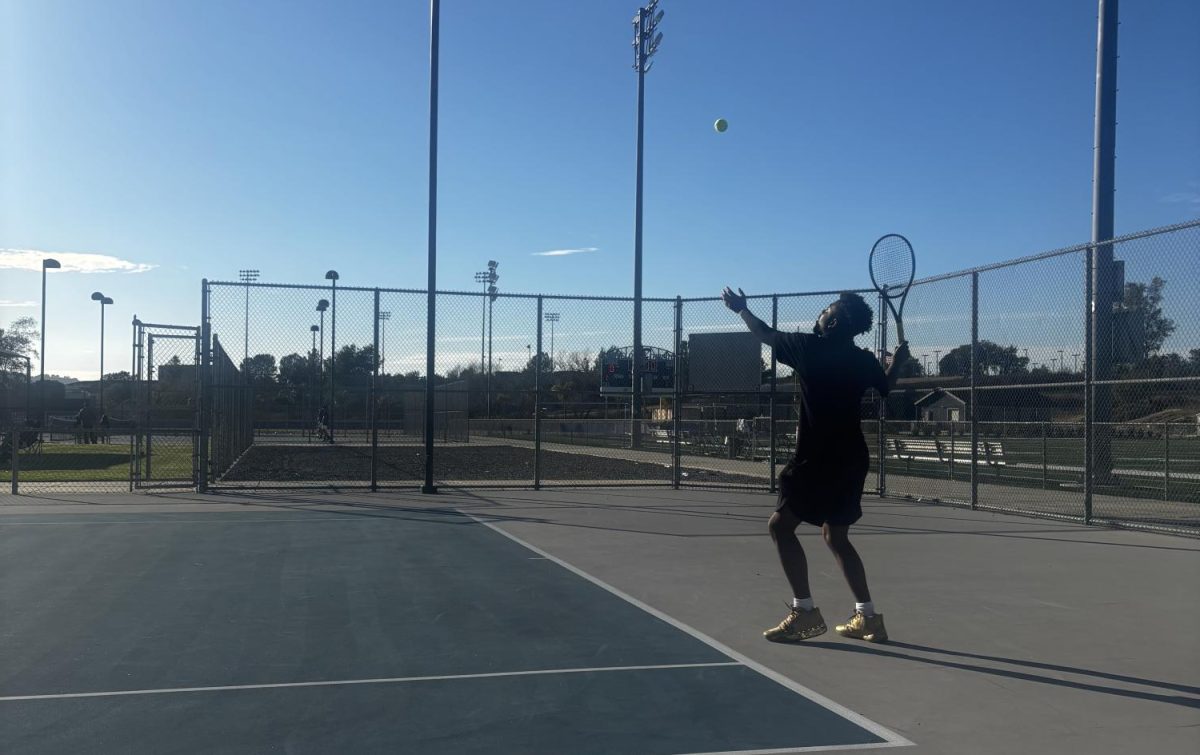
0, 299, 36, 307
0, 248, 156, 274
1162, 191, 1200, 210
531, 247, 598, 257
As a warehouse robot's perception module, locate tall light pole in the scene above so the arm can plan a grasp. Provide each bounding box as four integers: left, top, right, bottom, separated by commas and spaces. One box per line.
485, 260, 498, 418
90, 292, 113, 410
544, 312, 559, 371
474, 270, 489, 372
934, 349, 941, 376
316, 299, 329, 407
378, 311, 391, 375
1073, 353, 1080, 373
423, 0, 441, 494
324, 271, 339, 441
310, 324, 320, 427
1058, 349, 1065, 373
40, 258, 60, 425
922, 354, 929, 374
630, 0, 663, 449
238, 269, 259, 366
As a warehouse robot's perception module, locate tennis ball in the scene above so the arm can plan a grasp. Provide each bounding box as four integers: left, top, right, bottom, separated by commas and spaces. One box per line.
714, 118, 728, 133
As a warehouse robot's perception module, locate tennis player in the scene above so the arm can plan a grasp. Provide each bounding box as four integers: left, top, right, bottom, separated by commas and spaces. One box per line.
722, 287, 910, 643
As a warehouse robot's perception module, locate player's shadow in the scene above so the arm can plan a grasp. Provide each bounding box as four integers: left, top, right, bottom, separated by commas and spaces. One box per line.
806, 639, 1200, 708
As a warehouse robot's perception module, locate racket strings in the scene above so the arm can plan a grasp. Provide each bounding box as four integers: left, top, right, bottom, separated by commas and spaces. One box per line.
870, 237, 914, 296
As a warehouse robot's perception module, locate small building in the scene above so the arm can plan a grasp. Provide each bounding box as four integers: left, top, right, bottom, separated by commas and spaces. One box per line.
915, 389, 966, 423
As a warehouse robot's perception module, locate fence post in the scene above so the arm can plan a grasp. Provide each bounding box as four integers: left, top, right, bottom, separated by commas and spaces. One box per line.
1163, 422, 1170, 501
673, 297, 683, 489
534, 296, 543, 490
1083, 245, 1094, 524
371, 289, 380, 492
769, 296, 778, 493
877, 291, 888, 497
1041, 421, 1048, 489
969, 271, 979, 510
949, 421, 955, 481
198, 280, 210, 493
146, 335, 154, 482
9, 422, 18, 494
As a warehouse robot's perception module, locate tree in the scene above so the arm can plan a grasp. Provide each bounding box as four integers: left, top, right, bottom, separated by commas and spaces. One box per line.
938, 341, 1029, 377
1122, 276, 1175, 357
332, 344, 377, 380
278, 353, 314, 390
241, 354, 277, 385
0, 317, 38, 365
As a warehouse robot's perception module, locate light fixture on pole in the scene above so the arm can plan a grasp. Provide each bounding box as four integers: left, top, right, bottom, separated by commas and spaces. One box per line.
238, 269, 259, 366
324, 271, 339, 441
474, 270, 490, 372
316, 299, 329, 405
90, 292, 114, 410
630, 0, 663, 450
543, 312, 560, 371
378, 311, 391, 374
40, 258, 61, 425
485, 260, 499, 418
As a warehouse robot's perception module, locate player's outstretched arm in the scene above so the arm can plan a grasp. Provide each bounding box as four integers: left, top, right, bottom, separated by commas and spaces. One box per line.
722, 286, 774, 345
885, 341, 912, 390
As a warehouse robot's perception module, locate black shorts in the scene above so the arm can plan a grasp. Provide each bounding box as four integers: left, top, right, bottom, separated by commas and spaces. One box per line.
776, 458, 868, 527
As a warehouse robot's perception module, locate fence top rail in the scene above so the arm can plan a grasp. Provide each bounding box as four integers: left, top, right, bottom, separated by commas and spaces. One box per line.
205, 218, 1198, 301
136, 322, 199, 332
910, 218, 1200, 287
147, 333, 200, 341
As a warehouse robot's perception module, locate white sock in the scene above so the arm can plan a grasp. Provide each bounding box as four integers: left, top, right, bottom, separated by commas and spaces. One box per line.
855, 601, 875, 617
791, 597, 814, 611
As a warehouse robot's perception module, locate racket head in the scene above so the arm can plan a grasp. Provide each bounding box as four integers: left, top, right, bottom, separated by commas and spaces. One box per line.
869, 234, 916, 300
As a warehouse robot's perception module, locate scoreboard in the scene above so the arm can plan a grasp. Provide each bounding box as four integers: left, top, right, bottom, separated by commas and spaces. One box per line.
600, 348, 674, 393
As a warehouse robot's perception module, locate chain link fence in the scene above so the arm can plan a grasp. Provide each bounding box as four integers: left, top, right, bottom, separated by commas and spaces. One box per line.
7, 221, 1197, 535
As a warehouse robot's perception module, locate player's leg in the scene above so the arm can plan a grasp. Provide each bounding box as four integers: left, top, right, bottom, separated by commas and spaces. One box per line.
769, 505, 811, 601
763, 500, 827, 642
826, 523, 888, 642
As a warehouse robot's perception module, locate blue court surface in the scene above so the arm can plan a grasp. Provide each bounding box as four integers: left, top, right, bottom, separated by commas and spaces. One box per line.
0, 502, 909, 754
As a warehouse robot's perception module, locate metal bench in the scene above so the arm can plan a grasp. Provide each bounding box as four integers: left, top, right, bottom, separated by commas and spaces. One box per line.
888, 437, 1007, 474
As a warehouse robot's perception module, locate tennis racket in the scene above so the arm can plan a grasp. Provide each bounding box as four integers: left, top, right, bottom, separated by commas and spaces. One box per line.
868, 233, 916, 345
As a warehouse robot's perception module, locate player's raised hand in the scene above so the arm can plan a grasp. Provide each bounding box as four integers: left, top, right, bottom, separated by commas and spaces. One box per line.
721, 286, 748, 314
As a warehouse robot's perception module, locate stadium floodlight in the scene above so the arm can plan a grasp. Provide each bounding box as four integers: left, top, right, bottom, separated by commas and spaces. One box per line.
474, 271, 490, 372
543, 312, 560, 370
90, 292, 114, 410
629, 0, 664, 449
238, 269, 260, 365
324, 271, 339, 441
39, 258, 61, 425
483, 259, 501, 417
378, 310, 391, 374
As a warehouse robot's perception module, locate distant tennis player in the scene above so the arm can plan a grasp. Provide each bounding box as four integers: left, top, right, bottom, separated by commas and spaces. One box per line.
722, 287, 910, 643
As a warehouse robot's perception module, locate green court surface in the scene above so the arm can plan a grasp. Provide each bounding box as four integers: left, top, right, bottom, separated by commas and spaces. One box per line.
2, 442, 194, 483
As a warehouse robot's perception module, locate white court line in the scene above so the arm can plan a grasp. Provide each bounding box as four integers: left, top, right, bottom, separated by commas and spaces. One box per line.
0, 662, 738, 703
464, 511, 914, 750
679, 745, 915, 755
0, 517, 374, 526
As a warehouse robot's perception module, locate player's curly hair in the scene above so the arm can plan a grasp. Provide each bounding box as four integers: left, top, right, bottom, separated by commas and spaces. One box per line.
836, 292, 873, 336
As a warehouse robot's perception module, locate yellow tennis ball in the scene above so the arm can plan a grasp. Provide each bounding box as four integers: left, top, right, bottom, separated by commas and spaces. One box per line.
714, 118, 728, 133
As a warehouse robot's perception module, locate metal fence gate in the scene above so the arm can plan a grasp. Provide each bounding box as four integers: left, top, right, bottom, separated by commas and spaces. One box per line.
132, 321, 201, 490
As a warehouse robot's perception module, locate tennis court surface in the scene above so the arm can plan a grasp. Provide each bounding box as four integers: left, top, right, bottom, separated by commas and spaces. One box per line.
2, 488, 1197, 754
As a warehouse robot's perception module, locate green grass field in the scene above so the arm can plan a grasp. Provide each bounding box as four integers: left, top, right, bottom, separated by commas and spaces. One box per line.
1, 442, 194, 483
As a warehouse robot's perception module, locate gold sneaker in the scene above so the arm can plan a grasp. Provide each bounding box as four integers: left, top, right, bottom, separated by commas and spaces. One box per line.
763, 607, 827, 642
835, 611, 888, 643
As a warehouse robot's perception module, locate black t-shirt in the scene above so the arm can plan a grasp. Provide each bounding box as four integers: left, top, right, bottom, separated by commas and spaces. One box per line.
774, 331, 889, 465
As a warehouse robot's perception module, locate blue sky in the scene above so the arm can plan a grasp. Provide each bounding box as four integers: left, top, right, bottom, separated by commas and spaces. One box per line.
2, 0, 1198, 379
